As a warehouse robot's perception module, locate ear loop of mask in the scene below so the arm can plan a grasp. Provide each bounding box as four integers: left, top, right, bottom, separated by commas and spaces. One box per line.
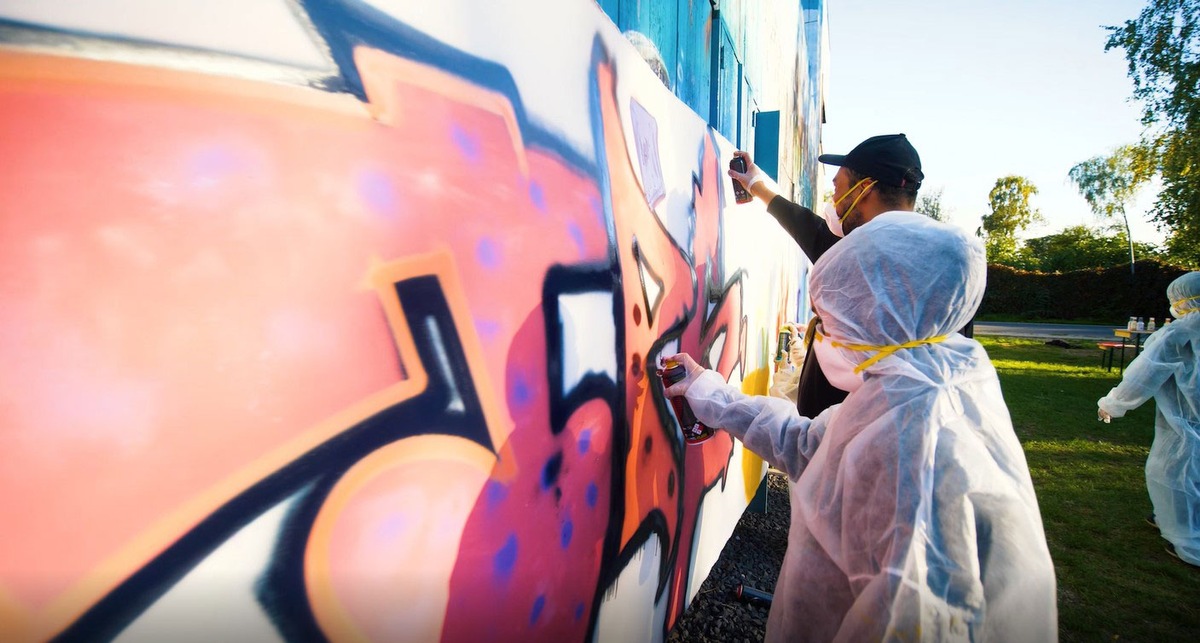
814, 325, 950, 374
833, 178, 877, 225
1171, 293, 1200, 315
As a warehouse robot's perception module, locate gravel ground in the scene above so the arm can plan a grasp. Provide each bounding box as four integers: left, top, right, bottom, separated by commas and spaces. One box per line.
667, 471, 790, 643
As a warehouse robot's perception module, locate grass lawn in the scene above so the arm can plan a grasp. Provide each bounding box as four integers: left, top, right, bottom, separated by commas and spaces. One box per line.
979, 336, 1200, 641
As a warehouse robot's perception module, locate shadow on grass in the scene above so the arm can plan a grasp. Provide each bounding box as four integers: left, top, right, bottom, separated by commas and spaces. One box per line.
980, 337, 1200, 642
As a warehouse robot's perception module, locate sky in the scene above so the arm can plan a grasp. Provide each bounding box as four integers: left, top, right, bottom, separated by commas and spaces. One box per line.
820, 0, 1164, 246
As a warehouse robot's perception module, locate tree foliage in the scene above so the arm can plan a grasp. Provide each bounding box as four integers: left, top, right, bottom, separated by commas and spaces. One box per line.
1106, 0, 1200, 265
981, 176, 1042, 262
1068, 144, 1155, 272
1009, 225, 1162, 273
916, 187, 946, 222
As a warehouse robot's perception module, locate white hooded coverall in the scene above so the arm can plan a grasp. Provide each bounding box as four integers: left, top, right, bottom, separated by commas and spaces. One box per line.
1098, 271, 1200, 565
682, 212, 1057, 642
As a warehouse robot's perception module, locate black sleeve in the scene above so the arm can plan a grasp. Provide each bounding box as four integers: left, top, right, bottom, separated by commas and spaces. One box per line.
766, 195, 839, 264
958, 317, 975, 338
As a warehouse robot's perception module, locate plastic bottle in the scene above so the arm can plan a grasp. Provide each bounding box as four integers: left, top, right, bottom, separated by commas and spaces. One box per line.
1137, 317, 1145, 331
1128, 316, 1136, 331
1148, 317, 1156, 331
661, 359, 714, 445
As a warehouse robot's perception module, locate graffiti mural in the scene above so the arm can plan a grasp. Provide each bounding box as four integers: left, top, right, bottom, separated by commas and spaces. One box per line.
0, 1, 813, 641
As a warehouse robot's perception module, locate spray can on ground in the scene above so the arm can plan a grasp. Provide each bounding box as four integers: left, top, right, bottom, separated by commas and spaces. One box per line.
661, 358, 715, 445
734, 584, 774, 607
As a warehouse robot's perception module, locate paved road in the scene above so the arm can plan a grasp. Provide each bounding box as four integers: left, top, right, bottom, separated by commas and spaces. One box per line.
974, 321, 1118, 341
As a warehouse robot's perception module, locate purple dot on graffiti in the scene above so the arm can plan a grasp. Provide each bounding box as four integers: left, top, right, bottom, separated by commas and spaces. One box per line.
561, 519, 573, 549
577, 429, 591, 454
476, 318, 501, 340
575, 603, 585, 621
589, 195, 605, 226
494, 534, 518, 580
476, 238, 501, 269
530, 595, 546, 625
451, 123, 481, 165
509, 374, 533, 409
377, 513, 408, 542
358, 169, 397, 216
529, 181, 547, 213
486, 479, 507, 509
567, 221, 585, 255
189, 147, 238, 178
586, 482, 598, 508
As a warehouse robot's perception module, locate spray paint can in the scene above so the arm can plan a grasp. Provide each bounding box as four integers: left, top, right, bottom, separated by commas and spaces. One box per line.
734, 584, 774, 607
775, 326, 793, 368
661, 358, 714, 445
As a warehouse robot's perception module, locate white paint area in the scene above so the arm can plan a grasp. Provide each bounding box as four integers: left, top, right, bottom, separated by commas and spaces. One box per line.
686, 444, 766, 607
558, 292, 617, 392
593, 534, 668, 643
362, 0, 603, 159
0, 0, 333, 70
426, 316, 465, 413
114, 494, 300, 642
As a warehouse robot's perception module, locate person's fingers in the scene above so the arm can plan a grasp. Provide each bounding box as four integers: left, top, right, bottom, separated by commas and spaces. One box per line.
667, 352, 703, 377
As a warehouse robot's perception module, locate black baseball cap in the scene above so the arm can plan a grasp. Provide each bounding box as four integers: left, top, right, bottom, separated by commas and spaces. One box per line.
818, 134, 923, 190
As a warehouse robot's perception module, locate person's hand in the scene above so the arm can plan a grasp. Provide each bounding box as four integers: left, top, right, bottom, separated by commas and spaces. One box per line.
1098, 408, 1112, 423
729, 151, 766, 193
661, 353, 705, 397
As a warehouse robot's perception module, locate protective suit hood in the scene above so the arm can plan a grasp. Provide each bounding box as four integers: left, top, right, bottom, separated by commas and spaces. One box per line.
809, 211, 986, 377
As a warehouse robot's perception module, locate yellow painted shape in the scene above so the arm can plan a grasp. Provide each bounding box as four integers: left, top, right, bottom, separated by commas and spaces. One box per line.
739, 366, 771, 500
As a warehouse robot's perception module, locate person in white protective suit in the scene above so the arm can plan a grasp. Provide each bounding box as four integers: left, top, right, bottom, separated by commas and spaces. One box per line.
665, 212, 1057, 642
1098, 271, 1200, 566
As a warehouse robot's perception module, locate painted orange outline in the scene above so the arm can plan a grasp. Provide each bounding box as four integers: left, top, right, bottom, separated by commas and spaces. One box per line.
353, 46, 530, 177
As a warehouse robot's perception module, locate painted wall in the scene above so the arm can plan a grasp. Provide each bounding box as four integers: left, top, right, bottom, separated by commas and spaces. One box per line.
0, 1, 823, 641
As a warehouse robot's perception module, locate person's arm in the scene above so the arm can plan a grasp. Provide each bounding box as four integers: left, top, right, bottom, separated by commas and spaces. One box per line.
683, 370, 827, 479
765, 197, 838, 263
1097, 333, 1177, 418
728, 151, 837, 263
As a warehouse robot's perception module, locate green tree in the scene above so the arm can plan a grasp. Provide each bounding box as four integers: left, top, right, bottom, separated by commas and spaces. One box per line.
1016, 225, 1162, 272
1106, 0, 1200, 265
916, 187, 947, 222
981, 176, 1042, 263
1068, 144, 1154, 273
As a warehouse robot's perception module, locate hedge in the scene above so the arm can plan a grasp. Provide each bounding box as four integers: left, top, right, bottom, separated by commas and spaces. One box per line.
980, 259, 1191, 323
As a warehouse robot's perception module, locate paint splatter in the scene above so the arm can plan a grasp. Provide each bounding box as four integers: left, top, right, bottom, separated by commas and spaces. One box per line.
586, 482, 598, 508
451, 123, 481, 164
357, 168, 397, 216
567, 221, 585, 255
577, 429, 591, 454
476, 237, 501, 268
529, 180, 547, 212
509, 373, 533, 409
494, 533, 518, 581
486, 479, 507, 510
560, 519, 573, 548
530, 594, 545, 624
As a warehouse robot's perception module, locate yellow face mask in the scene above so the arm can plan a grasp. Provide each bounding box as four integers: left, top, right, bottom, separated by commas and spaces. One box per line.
1171, 293, 1200, 318
822, 178, 876, 237
812, 317, 950, 374
834, 178, 877, 224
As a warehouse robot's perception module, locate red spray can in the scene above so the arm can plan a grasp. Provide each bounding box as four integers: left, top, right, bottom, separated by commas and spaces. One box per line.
661, 358, 715, 445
